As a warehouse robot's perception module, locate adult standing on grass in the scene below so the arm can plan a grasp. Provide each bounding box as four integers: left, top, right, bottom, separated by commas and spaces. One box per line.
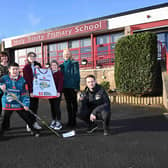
23, 52, 42, 132
60, 48, 80, 128
0, 52, 9, 118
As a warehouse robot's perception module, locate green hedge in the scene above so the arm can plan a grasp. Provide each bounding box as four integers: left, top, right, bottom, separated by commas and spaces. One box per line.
100, 81, 110, 92
115, 32, 159, 96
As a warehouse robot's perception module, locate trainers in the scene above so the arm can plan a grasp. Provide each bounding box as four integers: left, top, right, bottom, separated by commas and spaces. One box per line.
87, 122, 98, 134
33, 122, 42, 130
26, 124, 31, 132
53, 121, 62, 130
104, 130, 109, 136
50, 120, 56, 129
30, 130, 40, 137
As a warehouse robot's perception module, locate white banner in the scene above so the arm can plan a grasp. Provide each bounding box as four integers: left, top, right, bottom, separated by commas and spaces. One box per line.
33, 68, 57, 98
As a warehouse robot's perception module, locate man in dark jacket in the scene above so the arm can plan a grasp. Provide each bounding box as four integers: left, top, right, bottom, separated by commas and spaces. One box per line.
78, 74, 111, 136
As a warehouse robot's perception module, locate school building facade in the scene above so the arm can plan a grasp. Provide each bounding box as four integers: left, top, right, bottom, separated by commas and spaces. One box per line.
1, 3, 168, 89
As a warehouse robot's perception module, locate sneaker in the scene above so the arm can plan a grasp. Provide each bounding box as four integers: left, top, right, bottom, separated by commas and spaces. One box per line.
26, 124, 31, 132
53, 121, 62, 130
104, 129, 109, 136
30, 130, 40, 137
87, 122, 98, 134
50, 120, 56, 129
33, 122, 42, 130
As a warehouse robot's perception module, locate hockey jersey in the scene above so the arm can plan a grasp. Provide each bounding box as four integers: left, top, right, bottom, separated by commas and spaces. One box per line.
0, 75, 30, 110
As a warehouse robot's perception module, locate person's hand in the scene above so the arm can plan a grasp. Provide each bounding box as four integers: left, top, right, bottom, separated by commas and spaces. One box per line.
74, 89, 79, 92
79, 96, 84, 101
30, 93, 34, 97
35, 65, 40, 68
90, 114, 96, 122
0, 84, 6, 92
77, 91, 84, 101
24, 106, 29, 111
57, 92, 60, 97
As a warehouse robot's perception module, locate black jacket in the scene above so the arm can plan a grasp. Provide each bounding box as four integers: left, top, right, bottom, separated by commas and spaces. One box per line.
81, 84, 111, 115
0, 64, 8, 78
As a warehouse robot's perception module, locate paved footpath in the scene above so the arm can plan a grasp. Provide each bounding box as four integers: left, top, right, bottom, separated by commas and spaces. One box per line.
0, 100, 168, 168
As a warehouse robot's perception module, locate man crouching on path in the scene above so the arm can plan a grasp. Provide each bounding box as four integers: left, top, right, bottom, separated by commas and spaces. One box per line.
78, 74, 111, 136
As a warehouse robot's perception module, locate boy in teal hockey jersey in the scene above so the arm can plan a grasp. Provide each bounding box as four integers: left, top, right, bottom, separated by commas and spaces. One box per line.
0, 62, 39, 137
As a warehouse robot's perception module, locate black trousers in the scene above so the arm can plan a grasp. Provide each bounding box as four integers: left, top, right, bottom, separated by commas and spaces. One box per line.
28, 97, 39, 123
0, 93, 3, 116
1, 109, 35, 132
78, 99, 111, 131
63, 88, 77, 127
49, 96, 61, 121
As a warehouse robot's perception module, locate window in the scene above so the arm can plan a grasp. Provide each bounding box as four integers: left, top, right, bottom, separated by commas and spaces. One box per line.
157, 32, 168, 60
57, 42, 68, 50
96, 35, 109, 45
80, 38, 92, 58
111, 32, 124, 43
48, 42, 68, 63
69, 40, 79, 48
18, 49, 26, 56
81, 38, 91, 47
14, 46, 42, 67
27, 47, 35, 53
110, 32, 124, 50
49, 44, 56, 51
95, 32, 124, 66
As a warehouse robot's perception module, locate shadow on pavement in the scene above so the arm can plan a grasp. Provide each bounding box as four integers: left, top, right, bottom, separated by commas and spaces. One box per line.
110, 114, 168, 134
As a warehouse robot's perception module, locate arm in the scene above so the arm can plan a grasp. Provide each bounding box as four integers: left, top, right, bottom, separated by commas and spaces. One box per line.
73, 62, 80, 90
23, 64, 33, 93
57, 71, 64, 93
0, 76, 6, 94
91, 89, 111, 116
20, 81, 30, 109
34, 61, 42, 68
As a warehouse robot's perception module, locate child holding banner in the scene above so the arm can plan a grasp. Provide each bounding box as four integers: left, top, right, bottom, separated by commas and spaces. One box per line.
49, 60, 64, 130
23, 52, 42, 132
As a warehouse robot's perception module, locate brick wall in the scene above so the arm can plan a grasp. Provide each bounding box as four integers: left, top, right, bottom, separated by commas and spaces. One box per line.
80, 67, 115, 91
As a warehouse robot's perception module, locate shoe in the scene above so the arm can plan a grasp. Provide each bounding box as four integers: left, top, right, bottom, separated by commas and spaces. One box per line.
26, 124, 31, 132
50, 120, 56, 129
53, 121, 62, 130
104, 129, 109, 136
33, 122, 42, 130
87, 122, 98, 134
30, 129, 40, 137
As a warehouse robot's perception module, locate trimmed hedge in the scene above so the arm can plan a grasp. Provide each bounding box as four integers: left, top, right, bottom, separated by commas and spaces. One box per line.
100, 80, 110, 91
115, 32, 160, 96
